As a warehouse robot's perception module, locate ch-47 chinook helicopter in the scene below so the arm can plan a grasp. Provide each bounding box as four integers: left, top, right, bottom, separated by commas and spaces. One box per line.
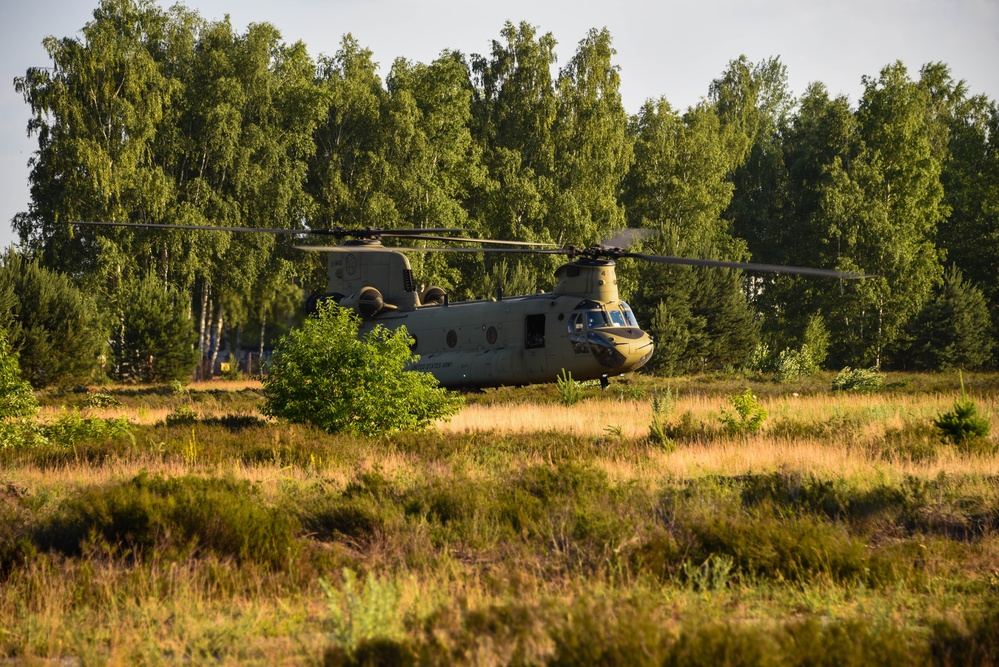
75, 221, 865, 389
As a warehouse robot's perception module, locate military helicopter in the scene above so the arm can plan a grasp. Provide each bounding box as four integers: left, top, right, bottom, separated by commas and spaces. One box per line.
75, 221, 865, 389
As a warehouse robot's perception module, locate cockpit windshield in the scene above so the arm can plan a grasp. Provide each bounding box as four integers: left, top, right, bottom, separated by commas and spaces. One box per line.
570, 300, 639, 332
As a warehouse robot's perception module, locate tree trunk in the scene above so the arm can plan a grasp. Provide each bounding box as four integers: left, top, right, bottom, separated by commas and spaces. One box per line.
259, 306, 267, 376
197, 282, 209, 380
207, 307, 224, 379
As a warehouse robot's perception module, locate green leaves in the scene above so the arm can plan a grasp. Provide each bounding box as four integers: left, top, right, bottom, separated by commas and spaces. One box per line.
0, 326, 38, 421
262, 301, 464, 435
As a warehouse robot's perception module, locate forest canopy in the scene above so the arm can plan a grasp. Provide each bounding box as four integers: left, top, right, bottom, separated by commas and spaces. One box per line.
11, 0, 999, 380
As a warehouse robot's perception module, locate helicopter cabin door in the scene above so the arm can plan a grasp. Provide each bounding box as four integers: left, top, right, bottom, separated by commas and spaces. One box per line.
523, 314, 548, 378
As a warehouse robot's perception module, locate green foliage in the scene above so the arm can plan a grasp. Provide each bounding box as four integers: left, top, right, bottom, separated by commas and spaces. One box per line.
719, 388, 767, 435
906, 264, 994, 371
832, 367, 886, 392
165, 404, 200, 426
751, 316, 831, 382
935, 375, 991, 449
82, 390, 121, 409
0, 251, 106, 388
556, 369, 585, 406
648, 386, 677, 450
263, 302, 463, 435
0, 325, 38, 420
320, 569, 408, 657
34, 474, 298, 568
0, 412, 132, 450
114, 274, 199, 383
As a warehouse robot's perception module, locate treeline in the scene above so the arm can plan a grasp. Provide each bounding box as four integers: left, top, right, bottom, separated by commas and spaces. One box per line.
7, 0, 999, 385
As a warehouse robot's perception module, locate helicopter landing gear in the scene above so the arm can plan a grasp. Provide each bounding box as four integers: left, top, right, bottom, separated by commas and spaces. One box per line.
600, 375, 609, 390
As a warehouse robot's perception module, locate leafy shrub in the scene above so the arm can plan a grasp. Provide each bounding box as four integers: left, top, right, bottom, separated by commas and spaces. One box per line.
82, 390, 121, 409
556, 369, 584, 406
832, 367, 885, 392
0, 325, 37, 420
263, 301, 464, 435
749, 315, 830, 382
43, 412, 133, 448
0, 412, 132, 450
718, 389, 767, 435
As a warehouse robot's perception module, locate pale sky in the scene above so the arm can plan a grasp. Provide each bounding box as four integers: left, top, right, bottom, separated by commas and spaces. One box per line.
2, 0, 998, 249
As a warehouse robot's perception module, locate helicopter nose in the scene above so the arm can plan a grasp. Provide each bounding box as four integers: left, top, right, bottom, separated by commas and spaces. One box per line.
589, 328, 655, 371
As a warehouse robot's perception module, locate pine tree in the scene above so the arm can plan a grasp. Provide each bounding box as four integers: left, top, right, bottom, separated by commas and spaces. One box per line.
905, 265, 993, 370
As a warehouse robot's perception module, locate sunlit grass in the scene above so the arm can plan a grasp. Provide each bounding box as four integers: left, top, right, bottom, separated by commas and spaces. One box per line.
4, 373, 999, 664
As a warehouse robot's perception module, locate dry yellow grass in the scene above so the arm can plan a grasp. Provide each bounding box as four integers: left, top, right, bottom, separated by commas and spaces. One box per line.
438, 392, 999, 484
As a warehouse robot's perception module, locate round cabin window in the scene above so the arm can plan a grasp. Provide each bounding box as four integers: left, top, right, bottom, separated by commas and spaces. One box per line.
486, 326, 498, 345
446, 330, 458, 348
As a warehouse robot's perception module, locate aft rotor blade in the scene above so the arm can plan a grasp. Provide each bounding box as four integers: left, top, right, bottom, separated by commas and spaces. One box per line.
600, 228, 657, 249
622, 252, 870, 279
380, 234, 556, 246
382, 246, 569, 255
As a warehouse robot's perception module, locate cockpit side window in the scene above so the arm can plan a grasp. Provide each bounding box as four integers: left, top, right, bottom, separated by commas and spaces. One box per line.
585, 310, 608, 330
571, 300, 610, 331
609, 309, 626, 326
620, 302, 639, 327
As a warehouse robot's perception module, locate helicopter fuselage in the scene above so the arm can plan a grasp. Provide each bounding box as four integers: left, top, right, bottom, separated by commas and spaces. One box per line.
362, 291, 653, 388
321, 245, 654, 388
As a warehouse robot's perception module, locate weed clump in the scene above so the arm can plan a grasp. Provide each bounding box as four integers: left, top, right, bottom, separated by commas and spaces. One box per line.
556, 369, 585, 406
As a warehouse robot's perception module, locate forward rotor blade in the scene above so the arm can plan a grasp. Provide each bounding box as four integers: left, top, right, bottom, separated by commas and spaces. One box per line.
72, 221, 470, 237
74, 220, 310, 234
621, 252, 871, 279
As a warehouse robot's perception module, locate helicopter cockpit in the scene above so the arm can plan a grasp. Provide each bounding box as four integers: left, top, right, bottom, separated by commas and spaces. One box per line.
568, 300, 641, 356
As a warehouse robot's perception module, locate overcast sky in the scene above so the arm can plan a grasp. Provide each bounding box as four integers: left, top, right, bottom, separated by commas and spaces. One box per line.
2, 0, 998, 249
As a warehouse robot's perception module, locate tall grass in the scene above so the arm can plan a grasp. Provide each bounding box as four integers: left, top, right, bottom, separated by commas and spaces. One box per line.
2, 375, 999, 664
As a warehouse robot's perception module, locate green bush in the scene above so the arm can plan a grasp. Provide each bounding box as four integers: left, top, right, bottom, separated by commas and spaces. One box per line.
718, 389, 767, 435
0, 412, 132, 450
832, 367, 885, 392
82, 390, 121, 409
263, 301, 464, 435
0, 325, 37, 420
935, 376, 991, 450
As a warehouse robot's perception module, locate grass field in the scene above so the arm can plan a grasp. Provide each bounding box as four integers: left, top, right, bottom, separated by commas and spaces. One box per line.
2, 372, 998, 665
